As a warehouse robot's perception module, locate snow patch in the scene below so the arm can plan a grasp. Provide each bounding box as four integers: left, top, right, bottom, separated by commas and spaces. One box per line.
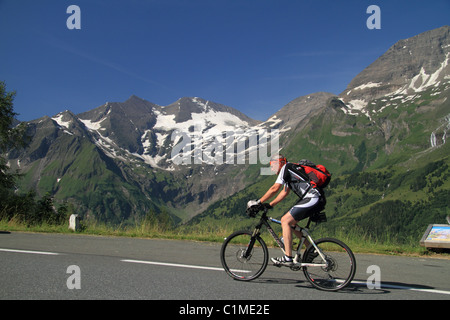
353, 82, 382, 91
154, 108, 250, 135
52, 113, 71, 129
347, 99, 367, 111
79, 116, 108, 131
391, 52, 450, 95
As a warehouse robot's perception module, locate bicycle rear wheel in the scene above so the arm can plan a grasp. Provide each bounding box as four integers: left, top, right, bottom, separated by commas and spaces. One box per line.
302, 238, 356, 291
220, 230, 268, 281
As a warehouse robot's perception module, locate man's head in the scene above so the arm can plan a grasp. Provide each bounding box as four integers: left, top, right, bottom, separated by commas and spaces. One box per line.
270, 154, 287, 174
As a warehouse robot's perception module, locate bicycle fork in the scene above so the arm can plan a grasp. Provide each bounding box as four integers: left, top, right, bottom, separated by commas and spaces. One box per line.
242, 225, 265, 260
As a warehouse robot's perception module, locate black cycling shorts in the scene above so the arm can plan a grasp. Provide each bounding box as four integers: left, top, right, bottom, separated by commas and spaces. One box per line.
289, 197, 320, 221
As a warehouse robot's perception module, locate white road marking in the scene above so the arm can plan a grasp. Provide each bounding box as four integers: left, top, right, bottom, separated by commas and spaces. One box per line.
121, 259, 249, 273
121, 259, 225, 271
0, 248, 60, 255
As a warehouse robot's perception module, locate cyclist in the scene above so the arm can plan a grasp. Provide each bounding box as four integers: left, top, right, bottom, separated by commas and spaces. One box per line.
247, 154, 324, 266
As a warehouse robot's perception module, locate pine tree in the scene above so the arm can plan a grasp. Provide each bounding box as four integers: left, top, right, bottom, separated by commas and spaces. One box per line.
0, 81, 27, 189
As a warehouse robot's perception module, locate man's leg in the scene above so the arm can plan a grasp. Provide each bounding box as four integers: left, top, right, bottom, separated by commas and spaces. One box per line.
281, 212, 297, 258
293, 197, 323, 263
270, 211, 297, 266
292, 227, 310, 249
272, 197, 319, 266
280, 213, 311, 253
285, 197, 320, 252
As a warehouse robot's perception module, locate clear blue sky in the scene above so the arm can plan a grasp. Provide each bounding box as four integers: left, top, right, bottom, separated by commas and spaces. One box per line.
1, 0, 449, 122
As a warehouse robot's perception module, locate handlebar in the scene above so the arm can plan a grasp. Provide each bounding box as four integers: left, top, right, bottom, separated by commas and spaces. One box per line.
246, 203, 270, 218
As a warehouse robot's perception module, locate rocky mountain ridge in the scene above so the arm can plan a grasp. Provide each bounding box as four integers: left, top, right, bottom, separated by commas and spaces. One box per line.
340, 26, 450, 118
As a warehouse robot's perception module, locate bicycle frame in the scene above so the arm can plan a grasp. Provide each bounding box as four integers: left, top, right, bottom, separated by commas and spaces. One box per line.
249, 208, 328, 268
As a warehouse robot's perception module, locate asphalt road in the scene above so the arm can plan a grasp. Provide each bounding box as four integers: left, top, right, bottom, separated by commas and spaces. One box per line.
1, 231, 449, 303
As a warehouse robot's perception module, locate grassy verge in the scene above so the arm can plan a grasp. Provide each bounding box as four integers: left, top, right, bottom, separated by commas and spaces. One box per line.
0, 217, 231, 243
1, 217, 448, 259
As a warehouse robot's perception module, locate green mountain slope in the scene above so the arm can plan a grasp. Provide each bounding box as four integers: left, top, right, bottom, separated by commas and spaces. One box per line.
14, 117, 160, 224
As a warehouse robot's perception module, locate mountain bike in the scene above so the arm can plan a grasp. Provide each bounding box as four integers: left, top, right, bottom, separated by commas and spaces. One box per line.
220, 206, 356, 291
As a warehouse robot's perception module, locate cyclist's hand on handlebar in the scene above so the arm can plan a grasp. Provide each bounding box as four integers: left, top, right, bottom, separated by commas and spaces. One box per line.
246, 200, 259, 218
261, 203, 273, 210
246, 200, 272, 217
247, 199, 261, 209
247, 200, 272, 210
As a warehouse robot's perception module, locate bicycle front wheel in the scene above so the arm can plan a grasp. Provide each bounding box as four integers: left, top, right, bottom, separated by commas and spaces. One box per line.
302, 238, 356, 291
220, 230, 268, 281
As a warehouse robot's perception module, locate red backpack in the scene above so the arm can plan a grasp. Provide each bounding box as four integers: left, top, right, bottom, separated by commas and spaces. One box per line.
285, 160, 331, 191
301, 163, 331, 189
